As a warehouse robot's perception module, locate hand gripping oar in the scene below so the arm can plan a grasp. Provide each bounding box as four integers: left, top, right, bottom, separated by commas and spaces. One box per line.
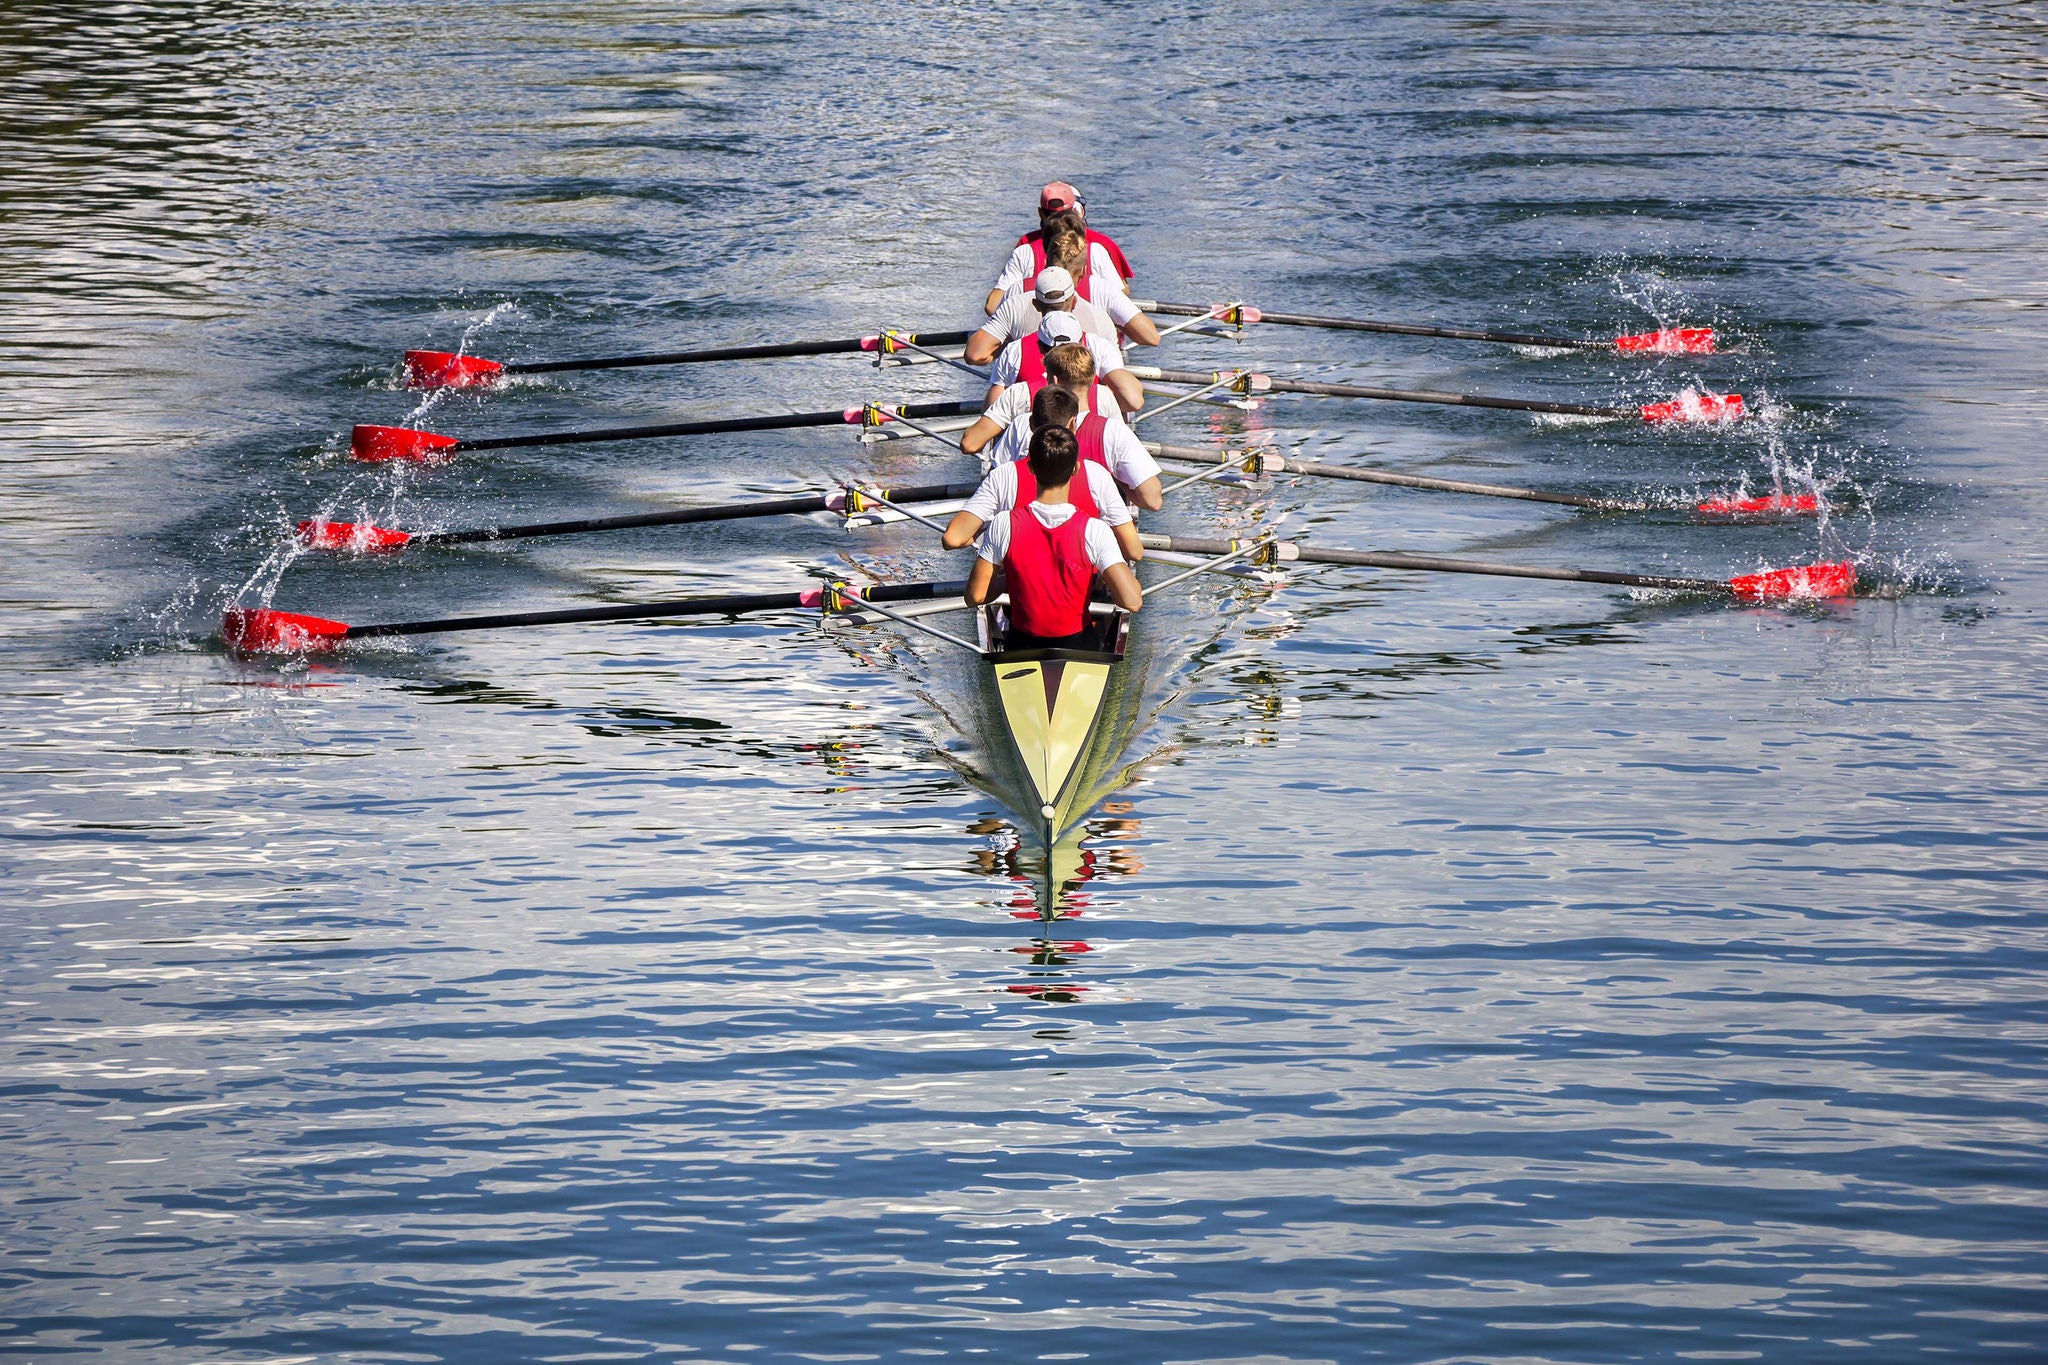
1128, 365, 1743, 424
295, 481, 983, 552
221, 579, 970, 654
1136, 533, 1855, 603
401, 329, 977, 390
349, 398, 984, 463
1133, 300, 1715, 355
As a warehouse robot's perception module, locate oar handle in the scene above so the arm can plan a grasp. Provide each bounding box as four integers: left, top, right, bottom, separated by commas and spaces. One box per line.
1136, 300, 1605, 351
453, 399, 983, 452
343, 579, 970, 640
501, 330, 979, 376
1135, 366, 1631, 419
1137, 534, 1727, 594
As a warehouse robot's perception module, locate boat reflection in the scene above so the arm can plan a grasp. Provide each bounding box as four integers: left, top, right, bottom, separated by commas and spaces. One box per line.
963, 805, 1148, 1001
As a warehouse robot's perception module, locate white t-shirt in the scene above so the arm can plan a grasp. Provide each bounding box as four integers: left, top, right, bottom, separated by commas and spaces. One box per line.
978, 290, 1125, 349
992, 240, 1122, 298
986, 411, 1162, 489
962, 460, 1132, 526
987, 332, 1125, 391
974, 500, 1124, 572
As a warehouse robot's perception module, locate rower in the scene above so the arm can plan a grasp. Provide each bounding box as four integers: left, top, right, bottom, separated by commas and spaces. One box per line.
943, 386, 1145, 565
984, 181, 1134, 315
965, 261, 1160, 368
963, 424, 1143, 648
961, 348, 1165, 511
982, 311, 1144, 417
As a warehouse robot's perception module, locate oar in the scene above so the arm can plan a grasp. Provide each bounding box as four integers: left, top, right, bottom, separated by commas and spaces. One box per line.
294, 480, 982, 552
221, 579, 969, 654
1137, 533, 1855, 602
1132, 366, 1743, 424
1146, 441, 1820, 518
401, 330, 977, 389
1144, 441, 1646, 512
1134, 300, 1715, 355
350, 399, 984, 463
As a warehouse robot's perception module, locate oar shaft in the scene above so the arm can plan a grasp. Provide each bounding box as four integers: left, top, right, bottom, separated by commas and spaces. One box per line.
343, 580, 969, 640
418, 482, 976, 545
1139, 366, 1629, 419
453, 399, 982, 452
1144, 442, 1643, 512
1139, 300, 1604, 351
1137, 534, 1726, 594
502, 330, 977, 376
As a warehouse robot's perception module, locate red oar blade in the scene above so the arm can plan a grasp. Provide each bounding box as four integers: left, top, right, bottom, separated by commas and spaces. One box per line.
1614, 327, 1715, 355
296, 519, 412, 551
352, 424, 461, 463
1697, 493, 1820, 518
221, 607, 350, 654
402, 350, 505, 389
1640, 391, 1745, 424
1726, 561, 1856, 602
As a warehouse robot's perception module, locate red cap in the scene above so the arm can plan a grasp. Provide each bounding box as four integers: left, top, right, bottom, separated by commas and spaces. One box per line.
1039, 181, 1079, 212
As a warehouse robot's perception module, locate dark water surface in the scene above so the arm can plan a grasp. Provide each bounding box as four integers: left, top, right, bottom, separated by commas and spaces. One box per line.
5, 1, 2047, 1360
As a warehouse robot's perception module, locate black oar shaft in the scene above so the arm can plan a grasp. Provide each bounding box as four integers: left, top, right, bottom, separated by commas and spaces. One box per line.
451, 399, 982, 453
1142, 300, 1604, 351
417, 482, 976, 546
503, 330, 977, 377
343, 580, 969, 641
1144, 442, 1643, 512
1139, 534, 1725, 594
1144, 366, 1629, 419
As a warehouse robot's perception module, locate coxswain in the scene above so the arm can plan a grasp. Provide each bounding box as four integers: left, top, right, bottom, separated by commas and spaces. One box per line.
985, 181, 1135, 314
965, 261, 1160, 367
963, 424, 1143, 648
960, 347, 1164, 511
943, 386, 1145, 564
982, 311, 1143, 417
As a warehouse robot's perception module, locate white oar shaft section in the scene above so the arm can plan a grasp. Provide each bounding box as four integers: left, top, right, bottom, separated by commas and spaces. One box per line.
1149, 301, 1245, 342
1141, 536, 1280, 599
838, 591, 984, 654
873, 407, 967, 451
1128, 374, 1238, 427
880, 330, 992, 384
844, 484, 954, 536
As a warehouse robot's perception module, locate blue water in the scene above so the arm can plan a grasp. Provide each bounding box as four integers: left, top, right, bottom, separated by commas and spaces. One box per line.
4, 2, 2047, 1360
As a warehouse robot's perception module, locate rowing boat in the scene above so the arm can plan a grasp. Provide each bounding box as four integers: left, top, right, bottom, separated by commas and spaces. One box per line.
975, 597, 1130, 863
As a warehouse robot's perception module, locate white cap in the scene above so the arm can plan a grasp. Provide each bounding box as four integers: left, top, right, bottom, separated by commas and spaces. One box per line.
1036, 311, 1085, 347
1032, 266, 1075, 306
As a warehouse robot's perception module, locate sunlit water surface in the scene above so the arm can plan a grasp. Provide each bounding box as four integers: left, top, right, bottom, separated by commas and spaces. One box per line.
3, 2, 2046, 1360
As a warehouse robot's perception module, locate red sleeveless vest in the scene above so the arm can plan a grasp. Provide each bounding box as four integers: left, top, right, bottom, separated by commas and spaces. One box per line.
1075, 411, 1109, 470
1003, 507, 1094, 639
1024, 239, 1097, 303
1021, 227, 1134, 282
1013, 456, 1099, 521
1015, 335, 1049, 393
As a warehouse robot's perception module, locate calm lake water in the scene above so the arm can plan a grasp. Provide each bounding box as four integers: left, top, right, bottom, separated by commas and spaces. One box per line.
4, 2, 2046, 1360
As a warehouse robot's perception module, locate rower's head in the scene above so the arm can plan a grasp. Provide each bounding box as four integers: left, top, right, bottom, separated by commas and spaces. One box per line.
1038, 181, 1084, 225
1044, 222, 1089, 280
1044, 341, 1096, 394
1027, 423, 1080, 491
1036, 311, 1085, 349
1030, 384, 1081, 434
1032, 266, 1078, 315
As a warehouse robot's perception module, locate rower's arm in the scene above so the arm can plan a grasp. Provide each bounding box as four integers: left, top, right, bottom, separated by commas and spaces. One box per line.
963, 328, 1001, 366
1105, 369, 1145, 415
961, 412, 1004, 454
1102, 561, 1142, 612
943, 510, 985, 551
1120, 312, 1161, 347
983, 287, 1005, 317
964, 557, 998, 605
1126, 474, 1163, 513
1112, 520, 1144, 563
